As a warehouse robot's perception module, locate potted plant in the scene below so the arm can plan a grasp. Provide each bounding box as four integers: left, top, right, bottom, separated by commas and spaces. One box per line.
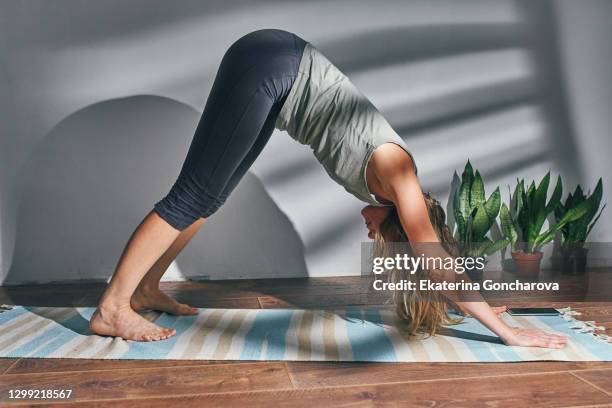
499, 173, 590, 277
452, 161, 509, 280
555, 178, 605, 275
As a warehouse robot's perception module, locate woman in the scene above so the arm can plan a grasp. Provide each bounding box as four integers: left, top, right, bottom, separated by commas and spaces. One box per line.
90, 29, 567, 348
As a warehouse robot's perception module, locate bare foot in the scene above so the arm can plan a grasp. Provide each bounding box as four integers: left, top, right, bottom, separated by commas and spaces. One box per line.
131, 286, 198, 316
90, 304, 176, 341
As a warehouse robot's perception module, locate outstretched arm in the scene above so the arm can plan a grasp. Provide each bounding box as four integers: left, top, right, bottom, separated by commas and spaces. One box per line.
371, 145, 567, 348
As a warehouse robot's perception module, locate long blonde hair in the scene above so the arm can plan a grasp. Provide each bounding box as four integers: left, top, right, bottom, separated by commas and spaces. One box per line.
373, 193, 462, 336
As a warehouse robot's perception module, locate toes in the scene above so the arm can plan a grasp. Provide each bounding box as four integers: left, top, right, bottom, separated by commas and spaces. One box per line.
176, 303, 198, 315
155, 328, 176, 341
182, 305, 198, 315
143, 331, 168, 342
134, 323, 176, 342
137, 294, 197, 316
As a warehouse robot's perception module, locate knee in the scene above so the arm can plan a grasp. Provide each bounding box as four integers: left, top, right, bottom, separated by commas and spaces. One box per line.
154, 178, 228, 230
153, 199, 200, 231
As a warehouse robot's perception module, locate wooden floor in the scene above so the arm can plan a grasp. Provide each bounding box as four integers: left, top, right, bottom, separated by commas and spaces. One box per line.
0, 275, 611, 407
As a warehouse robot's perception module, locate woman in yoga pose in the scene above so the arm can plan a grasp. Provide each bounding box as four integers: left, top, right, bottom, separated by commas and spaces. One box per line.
90, 29, 567, 349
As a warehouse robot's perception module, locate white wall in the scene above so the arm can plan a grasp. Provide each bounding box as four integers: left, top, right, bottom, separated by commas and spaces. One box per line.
554, 0, 612, 243
1, 0, 610, 284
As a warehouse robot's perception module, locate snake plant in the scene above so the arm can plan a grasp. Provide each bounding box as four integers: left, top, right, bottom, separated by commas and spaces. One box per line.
555, 178, 605, 249
499, 173, 591, 253
452, 160, 508, 257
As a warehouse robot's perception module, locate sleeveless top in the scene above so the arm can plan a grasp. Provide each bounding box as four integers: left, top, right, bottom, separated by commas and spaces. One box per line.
275, 42, 417, 206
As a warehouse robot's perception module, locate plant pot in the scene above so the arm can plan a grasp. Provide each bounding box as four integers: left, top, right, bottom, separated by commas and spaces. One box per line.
560, 247, 589, 275
512, 251, 543, 277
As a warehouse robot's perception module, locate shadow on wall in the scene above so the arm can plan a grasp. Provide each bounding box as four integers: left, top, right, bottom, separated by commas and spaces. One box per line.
6, 95, 307, 285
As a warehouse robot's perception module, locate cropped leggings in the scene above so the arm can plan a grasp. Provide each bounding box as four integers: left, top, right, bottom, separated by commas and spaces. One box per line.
154, 29, 307, 230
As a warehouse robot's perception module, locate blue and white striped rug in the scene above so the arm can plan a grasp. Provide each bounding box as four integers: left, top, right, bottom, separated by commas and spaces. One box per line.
0, 305, 610, 361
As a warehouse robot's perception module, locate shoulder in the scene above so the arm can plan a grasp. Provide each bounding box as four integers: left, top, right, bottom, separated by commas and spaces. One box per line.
369, 143, 416, 181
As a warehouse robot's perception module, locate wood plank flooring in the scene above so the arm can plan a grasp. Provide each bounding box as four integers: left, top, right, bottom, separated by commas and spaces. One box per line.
0, 273, 611, 407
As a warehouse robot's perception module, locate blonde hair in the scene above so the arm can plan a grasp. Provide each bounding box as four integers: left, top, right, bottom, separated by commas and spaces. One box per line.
373, 193, 462, 336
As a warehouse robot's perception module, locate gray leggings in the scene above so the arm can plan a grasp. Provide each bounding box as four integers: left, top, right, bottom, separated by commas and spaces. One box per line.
154, 29, 307, 230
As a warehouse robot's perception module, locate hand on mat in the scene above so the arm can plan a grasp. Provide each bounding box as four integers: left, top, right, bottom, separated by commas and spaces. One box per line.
454, 303, 507, 317
503, 327, 568, 349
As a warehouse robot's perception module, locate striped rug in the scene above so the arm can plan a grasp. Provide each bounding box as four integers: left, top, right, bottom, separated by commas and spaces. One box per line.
0, 306, 610, 361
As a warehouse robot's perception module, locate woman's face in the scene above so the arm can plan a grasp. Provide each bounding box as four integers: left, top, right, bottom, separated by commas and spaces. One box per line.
360, 205, 391, 239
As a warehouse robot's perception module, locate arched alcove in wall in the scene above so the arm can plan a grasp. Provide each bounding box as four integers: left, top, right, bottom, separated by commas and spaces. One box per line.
6, 95, 307, 284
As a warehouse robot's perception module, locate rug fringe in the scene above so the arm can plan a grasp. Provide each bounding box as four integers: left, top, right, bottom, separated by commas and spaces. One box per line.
558, 307, 612, 345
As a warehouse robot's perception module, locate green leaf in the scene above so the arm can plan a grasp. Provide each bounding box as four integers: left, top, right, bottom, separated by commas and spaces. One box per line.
574, 185, 585, 201
511, 179, 524, 219
545, 175, 563, 215
565, 191, 574, 210
554, 202, 565, 221
465, 208, 475, 249
471, 205, 492, 240
556, 191, 572, 221
515, 180, 528, 236
463, 160, 474, 184
557, 199, 591, 228
587, 179, 604, 219
453, 183, 466, 241
526, 180, 537, 241
457, 183, 471, 242
534, 198, 594, 249
572, 190, 585, 206
534, 172, 550, 216
587, 203, 606, 237
470, 171, 486, 209
530, 173, 551, 239
483, 238, 510, 256
527, 181, 536, 205
532, 228, 557, 250
484, 187, 501, 219
500, 203, 518, 248
469, 238, 492, 257
559, 178, 605, 245
456, 162, 474, 242
585, 179, 605, 238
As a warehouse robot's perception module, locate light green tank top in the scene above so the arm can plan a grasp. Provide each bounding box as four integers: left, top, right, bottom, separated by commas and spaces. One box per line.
276, 42, 417, 206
